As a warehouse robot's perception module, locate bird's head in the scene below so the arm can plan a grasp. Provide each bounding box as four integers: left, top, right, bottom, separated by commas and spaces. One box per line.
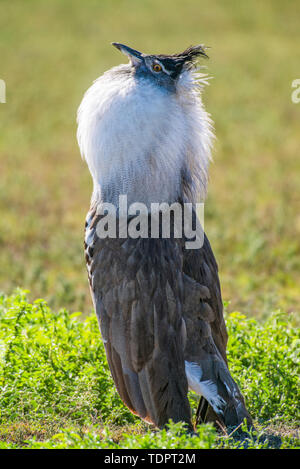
112, 42, 208, 91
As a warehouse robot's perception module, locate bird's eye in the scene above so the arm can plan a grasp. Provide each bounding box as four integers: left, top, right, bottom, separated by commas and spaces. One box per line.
152, 63, 162, 73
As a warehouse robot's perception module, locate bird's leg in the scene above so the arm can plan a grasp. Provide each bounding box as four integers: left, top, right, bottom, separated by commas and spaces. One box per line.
195, 396, 209, 425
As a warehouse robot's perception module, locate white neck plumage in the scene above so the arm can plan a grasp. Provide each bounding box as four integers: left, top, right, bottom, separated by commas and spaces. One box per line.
77, 65, 214, 209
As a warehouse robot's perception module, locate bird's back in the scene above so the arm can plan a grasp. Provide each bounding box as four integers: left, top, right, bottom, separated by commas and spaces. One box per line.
84, 206, 252, 429
79, 44, 252, 430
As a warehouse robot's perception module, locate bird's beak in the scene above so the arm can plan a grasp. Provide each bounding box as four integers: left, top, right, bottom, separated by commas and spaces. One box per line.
112, 42, 143, 65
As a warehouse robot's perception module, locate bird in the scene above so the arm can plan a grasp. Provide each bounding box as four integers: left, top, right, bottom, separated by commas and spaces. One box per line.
77, 42, 252, 431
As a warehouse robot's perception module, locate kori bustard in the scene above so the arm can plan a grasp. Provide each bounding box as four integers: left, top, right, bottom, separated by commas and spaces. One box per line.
77, 43, 252, 431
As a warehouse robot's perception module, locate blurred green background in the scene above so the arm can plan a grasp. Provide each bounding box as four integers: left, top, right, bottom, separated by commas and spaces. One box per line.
0, 0, 299, 318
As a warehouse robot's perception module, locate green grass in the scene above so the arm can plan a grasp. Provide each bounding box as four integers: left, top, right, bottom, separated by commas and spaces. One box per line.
0, 0, 299, 317
0, 0, 299, 450
0, 291, 299, 449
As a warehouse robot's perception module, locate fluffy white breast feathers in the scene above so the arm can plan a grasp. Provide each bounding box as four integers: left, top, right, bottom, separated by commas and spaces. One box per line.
77, 64, 214, 207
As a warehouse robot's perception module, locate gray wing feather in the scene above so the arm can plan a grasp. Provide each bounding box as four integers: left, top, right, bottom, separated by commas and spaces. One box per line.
182, 220, 252, 427
85, 207, 251, 429
86, 209, 192, 429
183, 232, 228, 362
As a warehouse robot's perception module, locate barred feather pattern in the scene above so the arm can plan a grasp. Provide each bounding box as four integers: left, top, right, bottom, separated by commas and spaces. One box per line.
79, 47, 252, 430
84, 206, 252, 429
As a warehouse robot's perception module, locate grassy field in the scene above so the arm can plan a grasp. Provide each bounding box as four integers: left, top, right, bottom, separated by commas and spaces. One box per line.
0, 0, 299, 449
0, 291, 299, 449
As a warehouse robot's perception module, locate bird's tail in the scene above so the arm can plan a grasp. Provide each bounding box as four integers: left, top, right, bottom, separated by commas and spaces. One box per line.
185, 354, 252, 429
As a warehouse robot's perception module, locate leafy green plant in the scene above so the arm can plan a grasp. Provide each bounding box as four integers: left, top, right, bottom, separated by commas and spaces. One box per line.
0, 291, 299, 449
0, 289, 135, 429
1, 421, 217, 450
226, 311, 299, 423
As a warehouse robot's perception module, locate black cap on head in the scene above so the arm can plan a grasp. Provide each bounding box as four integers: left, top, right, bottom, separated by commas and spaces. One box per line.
112, 43, 208, 79
156, 45, 208, 77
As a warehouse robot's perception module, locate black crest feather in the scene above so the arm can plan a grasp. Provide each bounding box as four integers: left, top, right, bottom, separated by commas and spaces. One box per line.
155, 44, 208, 78
172, 44, 209, 61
